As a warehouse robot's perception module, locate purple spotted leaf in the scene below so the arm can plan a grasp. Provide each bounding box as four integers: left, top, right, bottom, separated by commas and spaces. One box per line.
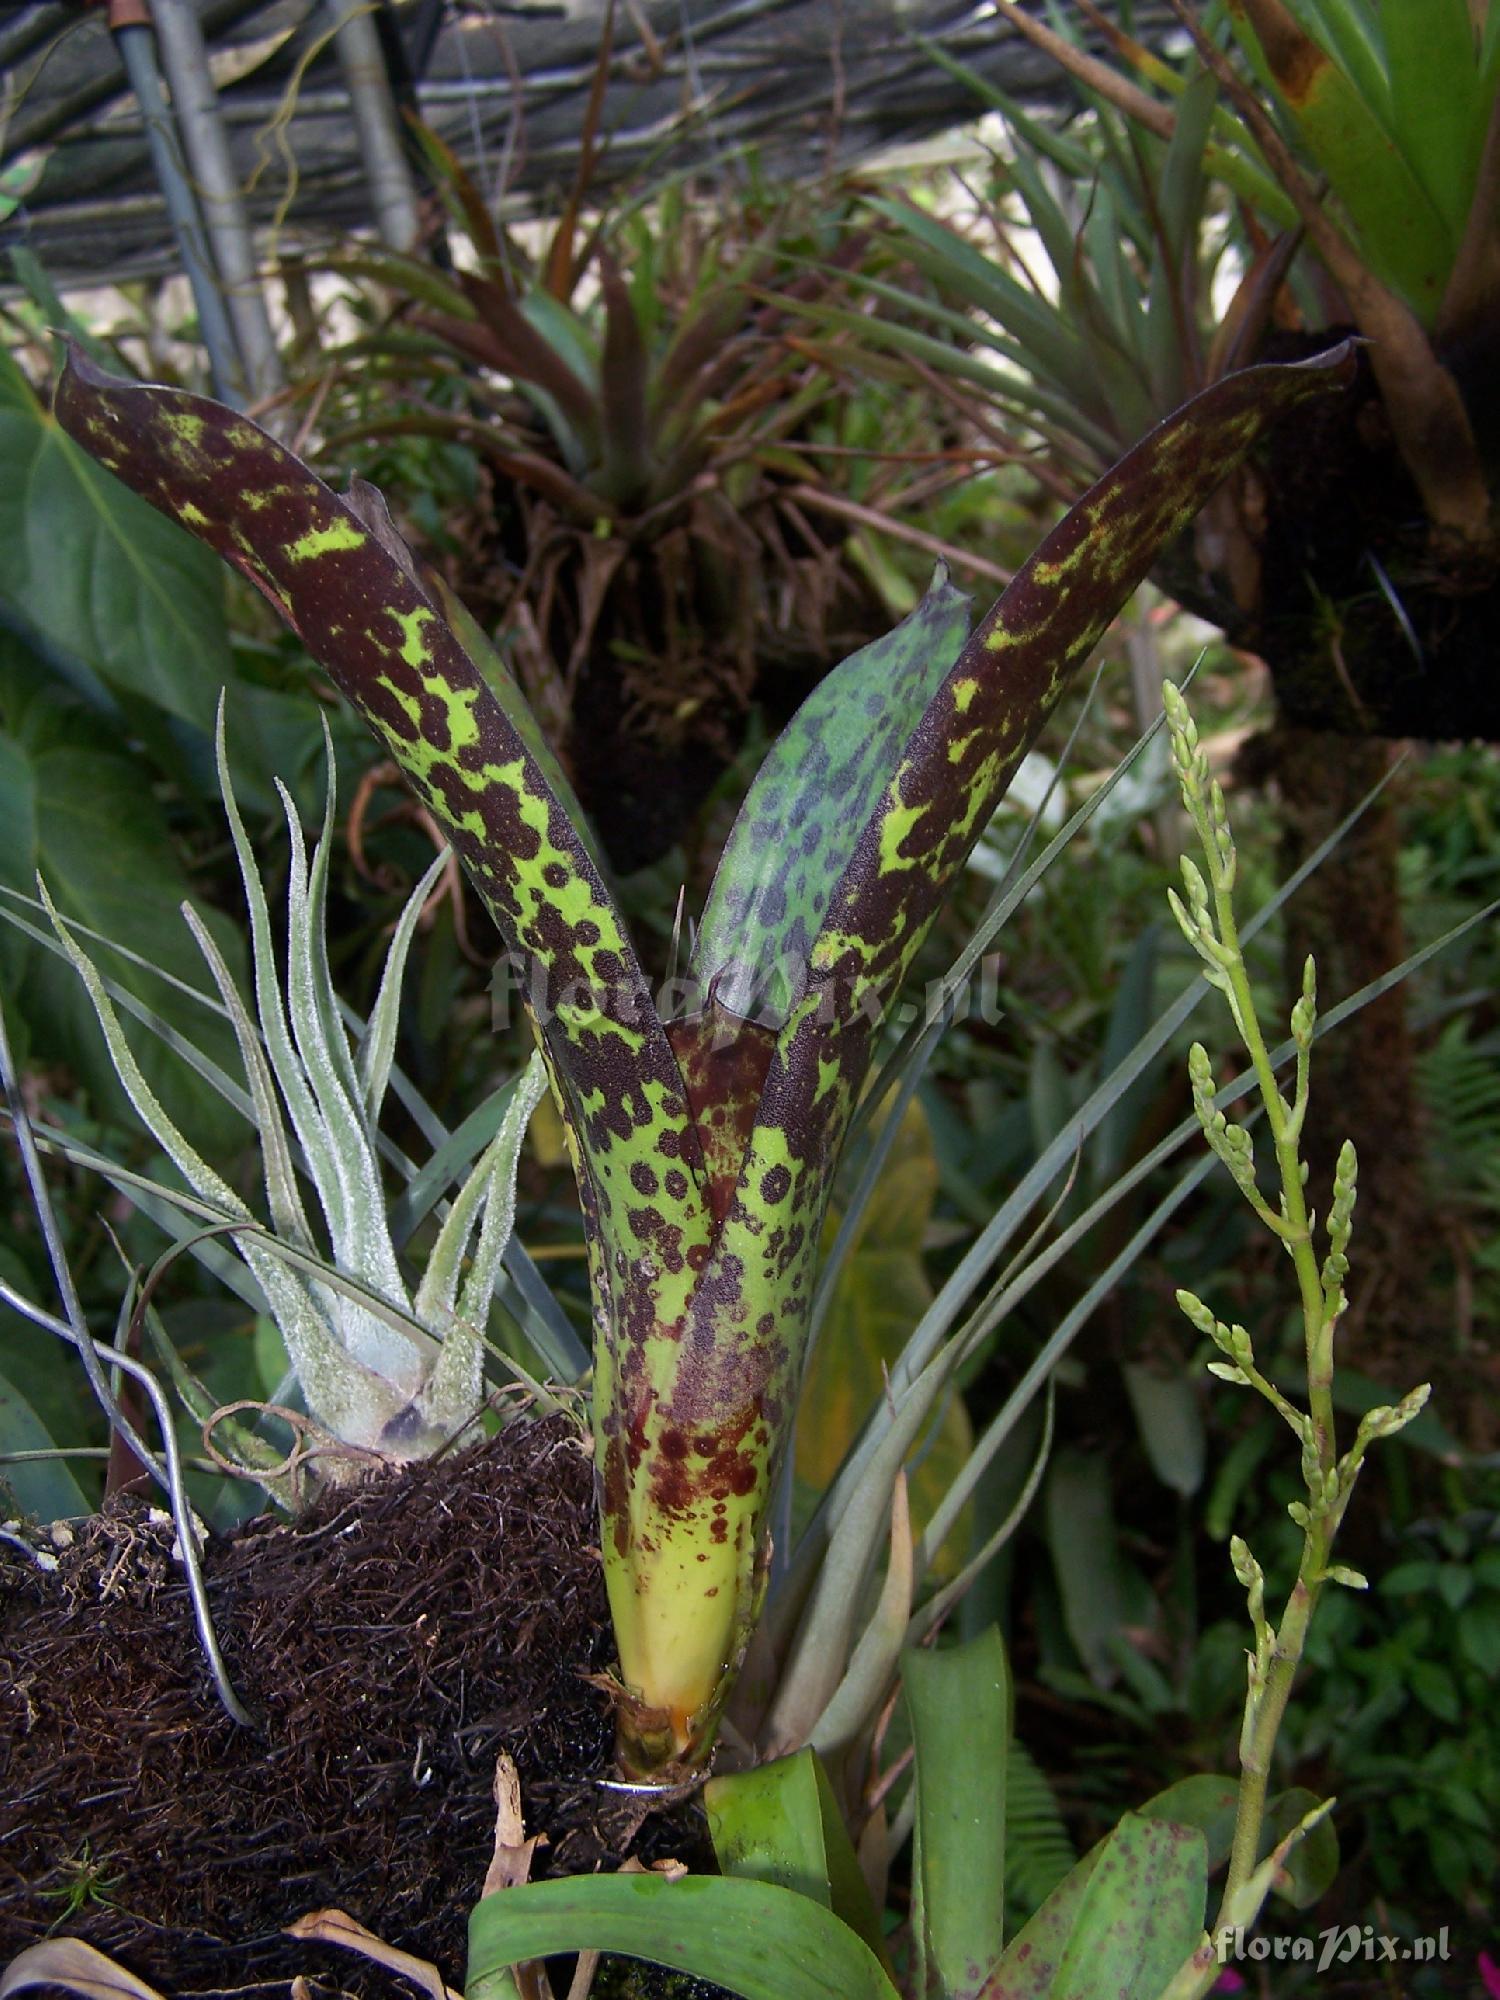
52, 343, 709, 1292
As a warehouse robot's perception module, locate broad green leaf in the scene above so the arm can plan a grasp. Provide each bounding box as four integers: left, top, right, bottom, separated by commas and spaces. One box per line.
0, 346, 233, 728
0, 1364, 89, 1521
0, 700, 247, 1143
1044, 1448, 1129, 1683
706, 1748, 836, 1906
1459, 1598, 1500, 1677
982, 1813, 1207, 1999
1381, 0, 1488, 239
704, 1747, 886, 1962
467, 1872, 899, 2000
905, 1627, 1011, 2000
1136, 1776, 1240, 1871
1091, 925, 1161, 1190
1263, 1787, 1339, 1906
1226, 0, 1456, 320
1122, 1360, 1206, 1497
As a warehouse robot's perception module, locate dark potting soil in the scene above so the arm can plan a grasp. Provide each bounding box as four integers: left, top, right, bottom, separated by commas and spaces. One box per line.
0, 1414, 717, 1998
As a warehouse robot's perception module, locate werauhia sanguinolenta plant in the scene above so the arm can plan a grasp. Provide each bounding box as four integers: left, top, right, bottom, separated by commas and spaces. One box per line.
53, 336, 1353, 1779
43, 711, 546, 1476
455, 675, 1447, 2000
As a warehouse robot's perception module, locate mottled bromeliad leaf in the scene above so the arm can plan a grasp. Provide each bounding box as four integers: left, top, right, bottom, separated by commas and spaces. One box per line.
983, 1812, 1207, 1998
718, 344, 1358, 1409
807, 349, 1359, 1037
693, 570, 973, 1019
52, 343, 709, 1309
52, 335, 1358, 1779
424, 566, 604, 874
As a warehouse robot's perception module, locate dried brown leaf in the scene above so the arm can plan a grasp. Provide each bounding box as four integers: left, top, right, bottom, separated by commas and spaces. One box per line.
284, 1908, 461, 2000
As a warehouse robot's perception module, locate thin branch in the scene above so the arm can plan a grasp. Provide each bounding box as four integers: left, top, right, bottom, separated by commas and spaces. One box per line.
787, 482, 1015, 586
991, 0, 1175, 139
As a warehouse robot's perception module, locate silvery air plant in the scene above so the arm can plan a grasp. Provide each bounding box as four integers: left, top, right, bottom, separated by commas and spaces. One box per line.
54, 338, 1352, 1781
43, 704, 547, 1490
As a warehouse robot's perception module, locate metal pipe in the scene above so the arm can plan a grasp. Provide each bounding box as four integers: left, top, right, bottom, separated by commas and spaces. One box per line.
111, 6, 245, 405
325, 0, 421, 252
1, 0, 273, 163
146, 0, 284, 404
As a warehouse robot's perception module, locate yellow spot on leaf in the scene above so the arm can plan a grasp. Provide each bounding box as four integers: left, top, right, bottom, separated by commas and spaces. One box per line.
287, 519, 368, 562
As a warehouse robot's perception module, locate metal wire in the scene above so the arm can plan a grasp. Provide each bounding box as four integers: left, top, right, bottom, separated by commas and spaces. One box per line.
0, 987, 253, 1728
0, 1277, 255, 1727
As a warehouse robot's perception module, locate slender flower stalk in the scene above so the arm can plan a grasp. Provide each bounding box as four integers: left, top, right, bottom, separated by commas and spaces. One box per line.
1161, 679, 1430, 1992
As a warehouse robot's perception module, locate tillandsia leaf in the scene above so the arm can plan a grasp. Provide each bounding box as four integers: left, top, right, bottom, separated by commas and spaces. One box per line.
179, 900, 317, 1258
216, 704, 364, 1293
415, 1052, 549, 1437
278, 775, 419, 1387
44, 694, 551, 1463
358, 845, 450, 1122
38, 881, 413, 1452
